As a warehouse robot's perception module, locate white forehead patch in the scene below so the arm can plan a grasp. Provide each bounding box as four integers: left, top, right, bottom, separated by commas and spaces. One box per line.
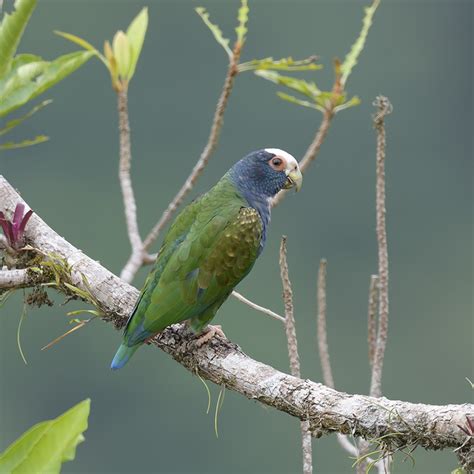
265, 148, 298, 169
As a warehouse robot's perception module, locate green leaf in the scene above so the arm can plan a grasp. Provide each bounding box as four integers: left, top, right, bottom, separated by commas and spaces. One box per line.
63, 282, 92, 302
0, 399, 90, 473
112, 30, 132, 80
54, 30, 106, 66
277, 92, 323, 112
340, 0, 380, 86
11, 53, 42, 68
195, 7, 232, 58
255, 70, 320, 98
0, 0, 37, 78
54, 31, 97, 55
235, 0, 249, 45
126, 7, 148, 80
314, 90, 346, 110
0, 99, 52, 136
0, 135, 48, 150
67, 309, 101, 317
0, 50, 93, 118
238, 56, 321, 73
333, 95, 361, 113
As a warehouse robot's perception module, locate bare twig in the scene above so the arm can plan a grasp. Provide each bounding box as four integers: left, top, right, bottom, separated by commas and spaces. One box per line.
298, 109, 334, 175
120, 45, 242, 283
369, 96, 393, 398
279, 236, 313, 474
316, 258, 334, 389
367, 274, 379, 366
1, 175, 473, 470
117, 87, 143, 283
316, 258, 371, 466
272, 109, 334, 207
358, 97, 394, 474
231, 290, 285, 323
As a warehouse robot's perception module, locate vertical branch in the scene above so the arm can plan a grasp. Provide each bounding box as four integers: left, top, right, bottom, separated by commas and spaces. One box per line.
298, 109, 334, 175
367, 274, 379, 366
316, 258, 335, 389
117, 88, 143, 274
358, 98, 392, 474
369, 96, 393, 398
279, 236, 313, 474
316, 258, 364, 462
272, 109, 334, 208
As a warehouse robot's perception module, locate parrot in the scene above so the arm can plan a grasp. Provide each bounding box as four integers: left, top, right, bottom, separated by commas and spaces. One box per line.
111, 148, 302, 370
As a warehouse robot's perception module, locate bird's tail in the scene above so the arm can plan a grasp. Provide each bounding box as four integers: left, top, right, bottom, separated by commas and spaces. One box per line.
110, 343, 139, 370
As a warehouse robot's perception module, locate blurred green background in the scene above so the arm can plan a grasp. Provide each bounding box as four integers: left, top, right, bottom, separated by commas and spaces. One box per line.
0, 0, 472, 473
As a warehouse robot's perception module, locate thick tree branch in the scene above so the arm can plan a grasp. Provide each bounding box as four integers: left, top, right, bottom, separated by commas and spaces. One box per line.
0, 268, 31, 288
1, 175, 472, 469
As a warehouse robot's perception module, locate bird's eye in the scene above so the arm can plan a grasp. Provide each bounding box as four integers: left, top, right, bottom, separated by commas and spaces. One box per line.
268, 156, 286, 171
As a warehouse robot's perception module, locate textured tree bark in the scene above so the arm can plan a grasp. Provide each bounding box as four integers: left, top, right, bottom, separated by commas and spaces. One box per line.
0, 175, 472, 469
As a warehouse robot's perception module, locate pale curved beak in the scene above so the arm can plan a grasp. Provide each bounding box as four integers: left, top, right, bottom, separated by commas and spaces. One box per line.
284, 167, 303, 192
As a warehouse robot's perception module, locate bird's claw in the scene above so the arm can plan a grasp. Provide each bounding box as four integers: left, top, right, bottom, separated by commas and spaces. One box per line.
195, 324, 226, 347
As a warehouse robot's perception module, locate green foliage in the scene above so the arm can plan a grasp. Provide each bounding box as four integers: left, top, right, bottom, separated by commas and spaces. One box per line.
56, 7, 148, 91
0, 1, 93, 151
196, 0, 250, 58
235, 0, 249, 45
195, 7, 232, 58
0, 51, 93, 119
340, 0, 380, 86
37, 251, 100, 308
255, 68, 360, 114
0, 135, 48, 150
0, 0, 36, 77
126, 7, 149, 80
254, 0, 379, 114
238, 56, 321, 73
0, 399, 90, 473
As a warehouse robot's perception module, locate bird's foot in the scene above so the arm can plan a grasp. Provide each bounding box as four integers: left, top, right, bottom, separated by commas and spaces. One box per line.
194, 325, 226, 347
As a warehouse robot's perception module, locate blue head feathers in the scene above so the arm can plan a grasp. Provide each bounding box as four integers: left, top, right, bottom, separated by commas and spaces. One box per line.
228, 148, 301, 252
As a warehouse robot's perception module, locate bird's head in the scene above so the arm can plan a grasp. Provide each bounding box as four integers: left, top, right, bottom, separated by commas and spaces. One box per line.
230, 148, 303, 198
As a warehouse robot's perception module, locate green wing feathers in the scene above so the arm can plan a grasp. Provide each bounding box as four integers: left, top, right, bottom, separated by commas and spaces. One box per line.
121, 180, 263, 354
